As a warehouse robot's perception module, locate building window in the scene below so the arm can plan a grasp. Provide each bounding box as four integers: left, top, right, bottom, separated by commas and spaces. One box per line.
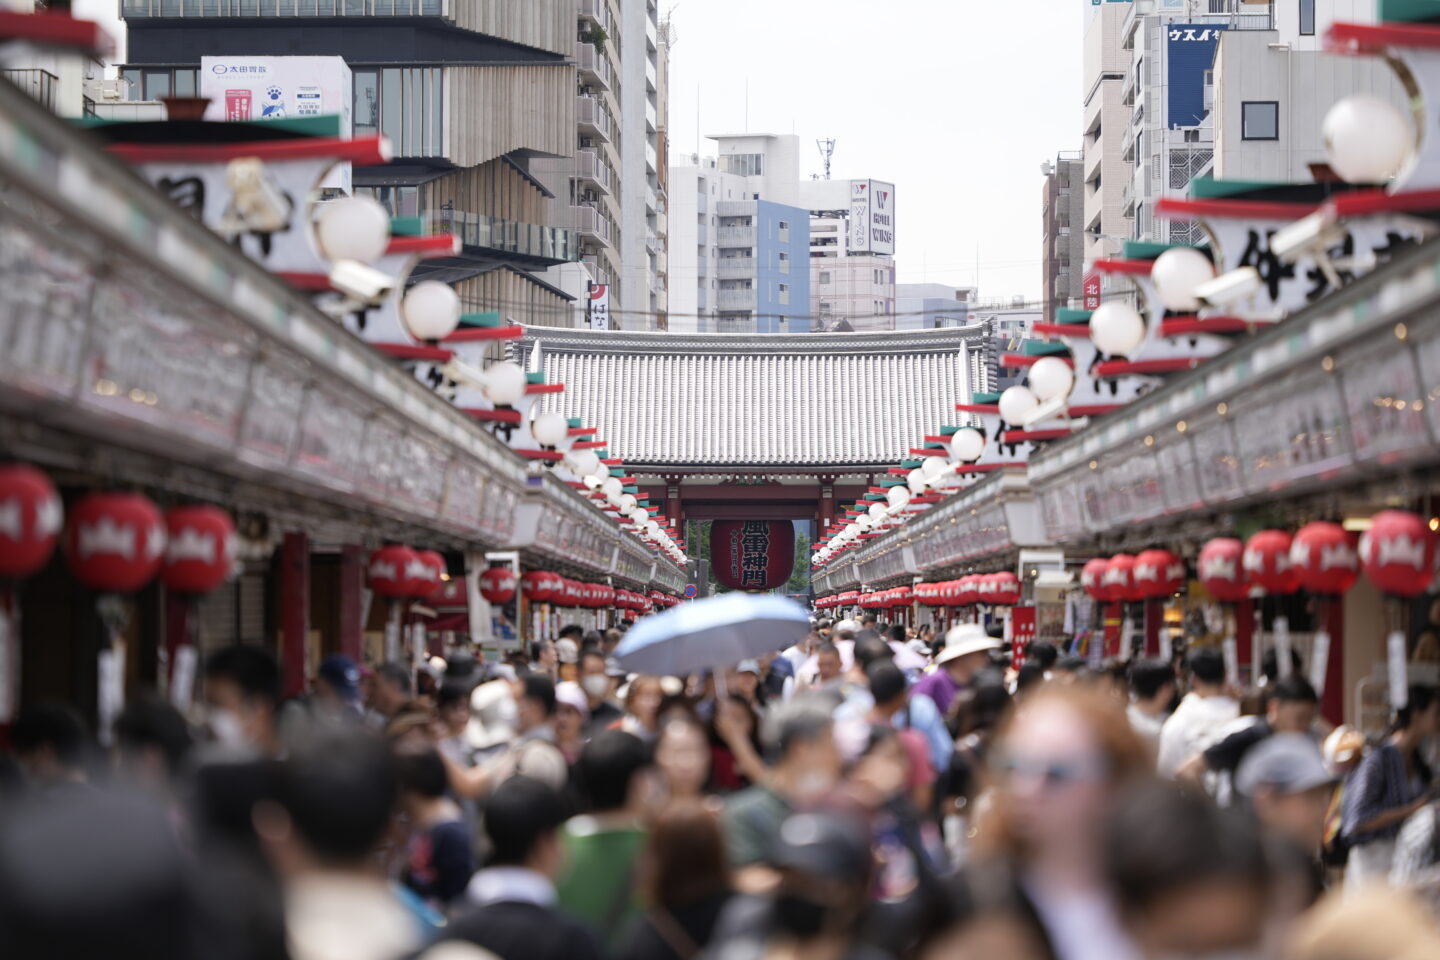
1242, 101, 1279, 140
778, 251, 789, 273
778, 282, 790, 305
1299, 0, 1315, 36
353, 66, 443, 158
719, 153, 764, 176
819, 301, 832, 315
819, 271, 830, 285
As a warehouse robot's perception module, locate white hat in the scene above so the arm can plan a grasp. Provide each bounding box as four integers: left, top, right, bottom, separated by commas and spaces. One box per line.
554, 681, 590, 723
464, 679, 518, 750
936, 623, 1000, 666
556, 637, 580, 664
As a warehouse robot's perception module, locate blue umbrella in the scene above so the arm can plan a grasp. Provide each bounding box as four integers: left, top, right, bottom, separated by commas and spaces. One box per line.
614, 592, 811, 677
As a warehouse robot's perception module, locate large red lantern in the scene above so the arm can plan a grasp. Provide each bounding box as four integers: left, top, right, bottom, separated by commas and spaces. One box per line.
0, 464, 62, 580
522, 570, 558, 603
479, 565, 517, 605
974, 574, 997, 604
1290, 522, 1359, 596
1198, 538, 1249, 602
991, 572, 1022, 606
161, 506, 235, 595
66, 492, 166, 593
710, 519, 795, 591
1133, 549, 1184, 599
954, 576, 975, 605
413, 550, 447, 600
367, 545, 421, 599
1104, 554, 1139, 602
1081, 558, 1112, 601
1244, 530, 1299, 595
1360, 510, 1439, 598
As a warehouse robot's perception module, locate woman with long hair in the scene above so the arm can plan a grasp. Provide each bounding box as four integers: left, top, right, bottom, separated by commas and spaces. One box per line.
1341, 684, 1440, 890
926, 685, 1151, 960
619, 802, 733, 960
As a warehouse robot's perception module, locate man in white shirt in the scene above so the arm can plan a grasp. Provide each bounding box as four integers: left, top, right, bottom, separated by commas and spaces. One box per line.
1157, 647, 1238, 779
1126, 658, 1176, 747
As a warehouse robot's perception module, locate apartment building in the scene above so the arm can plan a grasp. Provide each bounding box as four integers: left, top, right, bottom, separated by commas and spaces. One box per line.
1041, 152, 1085, 319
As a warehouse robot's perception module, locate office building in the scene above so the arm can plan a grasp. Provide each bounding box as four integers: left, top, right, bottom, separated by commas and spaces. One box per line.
802, 176, 897, 332
1082, 0, 1134, 266
896, 283, 974, 331
1041, 151, 1085, 319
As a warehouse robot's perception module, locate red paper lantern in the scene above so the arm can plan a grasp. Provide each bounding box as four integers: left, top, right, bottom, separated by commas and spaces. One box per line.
1104, 554, 1140, 602
0, 464, 62, 580
412, 550, 447, 600
710, 519, 795, 591
1133, 549, 1184, 599
1360, 510, 1439, 598
522, 570, 558, 603
66, 492, 166, 593
1198, 538, 1249, 603
1290, 522, 1359, 596
367, 545, 420, 599
1244, 530, 1299, 595
479, 565, 517, 605
161, 505, 235, 595
1081, 558, 1112, 601
973, 574, 997, 604
991, 571, 1022, 606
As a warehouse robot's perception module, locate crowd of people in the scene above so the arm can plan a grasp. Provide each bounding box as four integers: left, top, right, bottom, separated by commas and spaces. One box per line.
3, 612, 1440, 960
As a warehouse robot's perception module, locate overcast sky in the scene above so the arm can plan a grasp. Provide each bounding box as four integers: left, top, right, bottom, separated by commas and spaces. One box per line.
77, 1, 1083, 301
666, 0, 1083, 301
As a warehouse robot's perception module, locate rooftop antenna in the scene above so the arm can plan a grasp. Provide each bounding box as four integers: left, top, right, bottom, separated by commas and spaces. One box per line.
817, 138, 835, 180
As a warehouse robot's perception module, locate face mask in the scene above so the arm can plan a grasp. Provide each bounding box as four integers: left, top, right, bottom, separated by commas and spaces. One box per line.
582, 675, 610, 699
206, 707, 251, 751
773, 893, 829, 938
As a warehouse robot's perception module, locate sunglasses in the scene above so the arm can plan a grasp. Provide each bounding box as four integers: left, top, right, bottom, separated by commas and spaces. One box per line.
991, 752, 1110, 787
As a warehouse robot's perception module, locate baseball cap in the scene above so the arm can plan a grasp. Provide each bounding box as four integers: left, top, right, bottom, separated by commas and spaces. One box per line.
936, 623, 1001, 666
317, 655, 361, 702
556, 638, 580, 664
735, 659, 761, 675
554, 681, 590, 723
1236, 733, 1335, 797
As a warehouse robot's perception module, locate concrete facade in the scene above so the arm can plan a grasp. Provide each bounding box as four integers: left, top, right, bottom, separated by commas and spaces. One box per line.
1041, 152, 1085, 320
896, 284, 974, 332
1082, 1, 1134, 267
813, 258, 896, 332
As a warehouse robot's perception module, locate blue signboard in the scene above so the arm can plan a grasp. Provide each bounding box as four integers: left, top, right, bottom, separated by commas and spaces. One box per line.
1167, 24, 1226, 129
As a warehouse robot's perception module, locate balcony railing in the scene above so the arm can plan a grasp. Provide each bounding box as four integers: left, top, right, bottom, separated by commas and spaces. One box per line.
429, 209, 580, 263
716, 224, 755, 247
574, 148, 611, 193
579, 0, 605, 26
717, 287, 756, 311
645, 230, 658, 253
570, 203, 613, 246
121, 0, 447, 14
576, 95, 611, 141
577, 41, 612, 90
2, 69, 56, 111
717, 257, 754, 279
645, 139, 657, 173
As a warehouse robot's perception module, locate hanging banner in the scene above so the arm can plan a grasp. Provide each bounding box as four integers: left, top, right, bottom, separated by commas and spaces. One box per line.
1082, 271, 1101, 310
1011, 606, 1037, 670
587, 283, 611, 330
711, 520, 795, 592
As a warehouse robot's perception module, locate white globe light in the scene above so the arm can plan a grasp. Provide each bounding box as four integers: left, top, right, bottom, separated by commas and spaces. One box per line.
857, 516, 874, 531
1324, 95, 1413, 185
602, 477, 623, 500
1151, 247, 1216, 313
921, 456, 947, 481
400, 281, 461, 341
999, 385, 1039, 426
1027, 356, 1076, 404
582, 473, 604, 491
570, 450, 602, 478
531, 411, 568, 447
907, 467, 927, 495
867, 503, 887, 522
315, 195, 391, 264
887, 486, 911, 509
483, 362, 527, 406
617, 493, 638, 515
1090, 302, 1147, 358
949, 426, 986, 463
646, 520, 661, 537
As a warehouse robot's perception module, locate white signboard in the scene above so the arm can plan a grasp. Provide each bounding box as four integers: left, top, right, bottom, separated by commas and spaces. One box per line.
200, 56, 354, 193
869, 179, 896, 256
587, 282, 611, 330
849, 179, 872, 253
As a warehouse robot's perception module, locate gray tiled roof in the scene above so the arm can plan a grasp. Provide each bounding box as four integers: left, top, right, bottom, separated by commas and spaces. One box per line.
520, 327, 989, 467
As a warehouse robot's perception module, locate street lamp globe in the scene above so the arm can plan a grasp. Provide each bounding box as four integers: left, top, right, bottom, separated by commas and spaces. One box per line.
483, 361, 527, 406
1324, 95, 1413, 185
1090, 302, 1147, 358
582, 474, 604, 491
907, 467, 927, 495
887, 486, 911, 509
1151, 247, 1215, 313
617, 493, 638, 515
570, 450, 603, 478
602, 477, 623, 500
400, 281, 461, 342
531, 411, 569, 447
949, 426, 986, 463
857, 516, 874, 531
1027, 356, 1076, 403
867, 502, 887, 522
921, 456, 947, 481
315, 196, 391, 264
999, 385, 1039, 426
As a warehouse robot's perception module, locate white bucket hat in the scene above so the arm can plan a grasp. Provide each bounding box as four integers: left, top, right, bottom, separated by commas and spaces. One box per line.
936, 623, 1000, 666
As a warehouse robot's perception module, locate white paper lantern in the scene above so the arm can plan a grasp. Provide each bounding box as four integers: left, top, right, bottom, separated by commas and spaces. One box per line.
887, 486, 911, 509
602, 477, 623, 500
531, 411, 569, 447
1027, 356, 1076, 403
907, 467, 927, 495
949, 426, 986, 463
399, 281, 461, 342
857, 516, 874, 531
868, 502, 887, 521
921, 456, 947, 481
999, 385, 1039, 427
570, 450, 603, 478
1151, 247, 1216, 313
582, 474, 604, 491
1090, 302, 1146, 358
1324, 95, 1413, 185
483, 362, 527, 406
315, 196, 391, 264
617, 493, 638, 516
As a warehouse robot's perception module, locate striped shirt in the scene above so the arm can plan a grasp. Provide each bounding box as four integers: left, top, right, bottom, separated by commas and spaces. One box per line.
1342, 742, 1430, 845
